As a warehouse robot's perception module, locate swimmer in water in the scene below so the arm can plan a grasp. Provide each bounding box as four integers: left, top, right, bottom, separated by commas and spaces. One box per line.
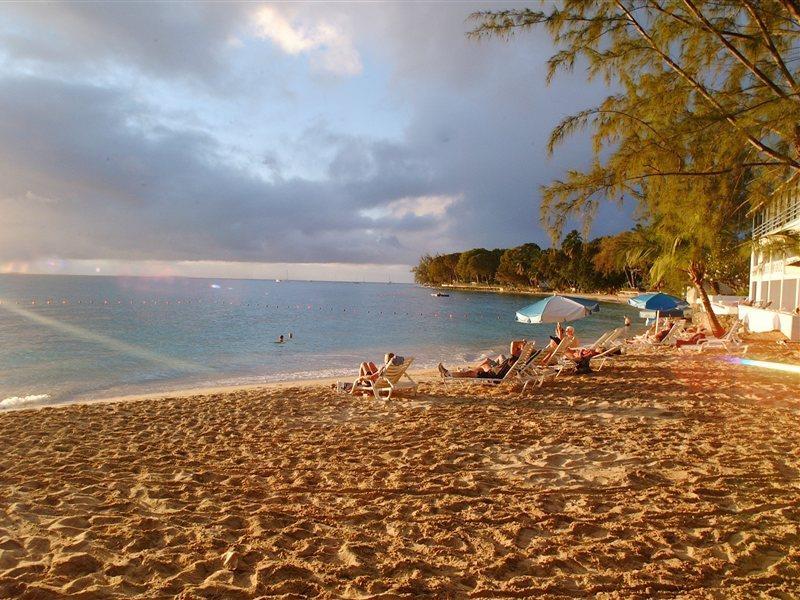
276, 334, 284, 343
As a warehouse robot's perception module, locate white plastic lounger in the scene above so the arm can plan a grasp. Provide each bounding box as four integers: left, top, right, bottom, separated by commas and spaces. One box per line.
366, 357, 418, 400
596, 327, 625, 350
629, 321, 686, 349
692, 319, 747, 353
539, 330, 626, 382
591, 344, 622, 370
440, 342, 537, 387
518, 338, 571, 392
585, 328, 614, 351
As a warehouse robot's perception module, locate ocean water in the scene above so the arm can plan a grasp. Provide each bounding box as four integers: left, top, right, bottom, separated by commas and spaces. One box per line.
0, 274, 640, 409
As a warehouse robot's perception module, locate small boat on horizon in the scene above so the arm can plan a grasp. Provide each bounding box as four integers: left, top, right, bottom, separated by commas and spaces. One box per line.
431, 292, 450, 297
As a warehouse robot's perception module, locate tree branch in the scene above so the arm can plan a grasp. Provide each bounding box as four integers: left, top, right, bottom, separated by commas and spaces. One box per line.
622, 162, 782, 182
615, 0, 800, 170
742, 0, 800, 96
778, 0, 800, 24
650, 2, 756, 40
681, 0, 794, 102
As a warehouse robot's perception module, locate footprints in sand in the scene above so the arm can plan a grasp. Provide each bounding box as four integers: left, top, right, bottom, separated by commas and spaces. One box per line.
0, 355, 799, 597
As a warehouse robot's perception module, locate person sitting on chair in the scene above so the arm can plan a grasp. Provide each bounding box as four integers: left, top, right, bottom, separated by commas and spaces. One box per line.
542, 325, 580, 361
351, 353, 396, 395
438, 340, 527, 379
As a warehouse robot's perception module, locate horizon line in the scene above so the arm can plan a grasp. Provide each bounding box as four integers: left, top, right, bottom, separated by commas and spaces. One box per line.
0, 271, 412, 285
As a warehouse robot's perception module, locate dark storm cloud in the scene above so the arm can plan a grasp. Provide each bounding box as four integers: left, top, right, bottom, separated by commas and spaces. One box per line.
0, 77, 451, 264
0, 2, 626, 267
0, 3, 247, 86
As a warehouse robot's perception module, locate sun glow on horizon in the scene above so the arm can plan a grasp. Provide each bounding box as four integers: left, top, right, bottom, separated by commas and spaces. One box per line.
0, 258, 414, 283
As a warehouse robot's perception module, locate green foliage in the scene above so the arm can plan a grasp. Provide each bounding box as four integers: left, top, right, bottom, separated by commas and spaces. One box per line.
412, 236, 630, 292
455, 249, 500, 283
467, 1, 787, 333
470, 2, 800, 216
592, 227, 656, 290
468, 1, 800, 234
496, 243, 542, 285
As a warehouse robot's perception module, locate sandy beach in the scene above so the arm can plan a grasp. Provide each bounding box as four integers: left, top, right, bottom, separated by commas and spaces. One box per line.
1, 346, 799, 599
437, 283, 630, 305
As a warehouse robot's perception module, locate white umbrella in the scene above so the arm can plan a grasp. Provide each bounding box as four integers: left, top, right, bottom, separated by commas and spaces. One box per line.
515, 295, 591, 324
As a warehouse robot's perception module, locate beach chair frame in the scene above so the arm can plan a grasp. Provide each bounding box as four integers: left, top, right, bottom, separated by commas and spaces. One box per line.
628, 321, 686, 350
692, 319, 748, 353
517, 338, 572, 392
439, 342, 537, 387
551, 343, 623, 378
364, 357, 418, 400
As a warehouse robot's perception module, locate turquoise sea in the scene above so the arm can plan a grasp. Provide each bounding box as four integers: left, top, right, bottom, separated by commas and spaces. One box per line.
0, 274, 640, 409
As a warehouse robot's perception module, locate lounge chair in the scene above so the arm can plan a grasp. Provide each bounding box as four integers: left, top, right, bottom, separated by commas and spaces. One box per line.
691, 319, 747, 353
628, 321, 686, 349
440, 342, 537, 387
553, 343, 623, 377
586, 328, 615, 350
593, 327, 625, 350
356, 357, 418, 400
518, 338, 572, 392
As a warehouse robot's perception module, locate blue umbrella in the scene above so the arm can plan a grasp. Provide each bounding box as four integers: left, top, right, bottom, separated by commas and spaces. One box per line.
628, 292, 688, 311
566, 296, 600, 313
516, 295, 590, 324
628, 292, 689, 329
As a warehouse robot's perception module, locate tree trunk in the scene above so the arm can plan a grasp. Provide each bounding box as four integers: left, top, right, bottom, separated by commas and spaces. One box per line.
624, 266, 637, 289
688, 264, 725, 337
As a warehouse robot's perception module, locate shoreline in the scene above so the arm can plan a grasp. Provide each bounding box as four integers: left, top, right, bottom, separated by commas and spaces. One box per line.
436, 283, 635, 304
2, 368, 441, 413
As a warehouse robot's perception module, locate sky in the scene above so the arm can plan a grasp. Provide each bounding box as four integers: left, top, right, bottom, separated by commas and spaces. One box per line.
0, 2, 627, 283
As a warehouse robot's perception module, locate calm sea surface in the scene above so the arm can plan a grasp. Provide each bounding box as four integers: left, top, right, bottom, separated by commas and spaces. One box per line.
0, 274, 640, 409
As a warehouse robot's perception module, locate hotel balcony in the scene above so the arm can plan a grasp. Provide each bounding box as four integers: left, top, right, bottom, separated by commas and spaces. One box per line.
746, 178, 800, 339
752, 179, 800, 238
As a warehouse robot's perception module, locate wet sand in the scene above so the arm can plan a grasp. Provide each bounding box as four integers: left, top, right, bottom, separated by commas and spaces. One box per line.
1, 347, 798, 598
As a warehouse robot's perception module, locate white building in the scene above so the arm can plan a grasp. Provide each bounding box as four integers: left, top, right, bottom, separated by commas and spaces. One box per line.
740, 178, 800, 340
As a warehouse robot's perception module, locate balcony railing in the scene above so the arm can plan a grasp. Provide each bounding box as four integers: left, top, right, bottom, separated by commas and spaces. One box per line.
753, 178, 800, 238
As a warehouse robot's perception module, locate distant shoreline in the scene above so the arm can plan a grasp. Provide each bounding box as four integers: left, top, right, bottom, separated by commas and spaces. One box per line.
431, 283, 636, 305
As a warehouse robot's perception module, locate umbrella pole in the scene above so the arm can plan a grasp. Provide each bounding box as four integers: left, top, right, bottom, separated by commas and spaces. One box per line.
655, 310, 660, 333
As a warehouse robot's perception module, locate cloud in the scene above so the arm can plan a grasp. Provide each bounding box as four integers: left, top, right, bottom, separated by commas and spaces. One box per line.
0, 2, 247, 87
361, 194, 461, 220
0, 76, 457, 265
24, 190, 59, 204
251, 6, 362, 76
0, 2, 627, 274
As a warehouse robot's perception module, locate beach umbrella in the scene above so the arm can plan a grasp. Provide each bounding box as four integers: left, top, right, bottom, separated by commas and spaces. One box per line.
628, 292, 689, 329
516, 295, 591, 324
566, 296, 600, 313
627, 292, 689, 311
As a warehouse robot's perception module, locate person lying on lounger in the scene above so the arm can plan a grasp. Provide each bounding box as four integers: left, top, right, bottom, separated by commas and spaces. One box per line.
437, 340, 527, 379
675, 321, 711, 348
632, 319, 673, 343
